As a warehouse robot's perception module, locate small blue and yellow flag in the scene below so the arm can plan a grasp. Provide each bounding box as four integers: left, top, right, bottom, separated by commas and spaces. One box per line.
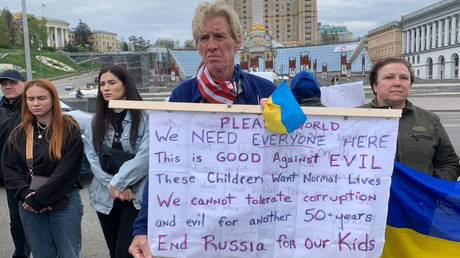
382, 161, 460, 257
263, 81, 306, 133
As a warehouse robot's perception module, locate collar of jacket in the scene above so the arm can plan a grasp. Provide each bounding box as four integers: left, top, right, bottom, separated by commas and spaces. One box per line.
1, 95, 22, 108
191, 64, 244, 103
298, 96, 323, 107
368, 98, 414, 116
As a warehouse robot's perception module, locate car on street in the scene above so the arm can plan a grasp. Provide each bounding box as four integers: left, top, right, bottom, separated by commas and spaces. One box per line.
60, 99, 93, 174
65, 84, 75, 91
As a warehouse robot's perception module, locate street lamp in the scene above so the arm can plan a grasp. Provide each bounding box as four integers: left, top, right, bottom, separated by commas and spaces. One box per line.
30, 31, 43, 78
84, 44, 93, 71
38, 39, 43, 78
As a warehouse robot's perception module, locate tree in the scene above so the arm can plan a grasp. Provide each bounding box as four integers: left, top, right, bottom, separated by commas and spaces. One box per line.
1, 8, 16, 47
128, 35, 150, 51
0, 14, 9, 47
183, 39, 194, 49
154, 37, 175, 49
73, 19, 92, 48
27, 15, 47, 48
121, 41, 129, 51
12, 14, 48, 48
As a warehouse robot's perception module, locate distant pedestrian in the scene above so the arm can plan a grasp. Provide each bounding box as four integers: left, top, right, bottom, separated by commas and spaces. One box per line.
331, 77, 335, 85
2, 79, 84, 258
0, 69, 30, 258
335, 76, 340, 85
76, 88, 84, 99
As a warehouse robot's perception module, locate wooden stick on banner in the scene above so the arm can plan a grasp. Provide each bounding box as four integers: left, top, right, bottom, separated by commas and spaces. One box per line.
108, 100, 402, 118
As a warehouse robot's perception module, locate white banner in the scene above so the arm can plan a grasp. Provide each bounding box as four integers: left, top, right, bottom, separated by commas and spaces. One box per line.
321, 81, 366, 108
148, 110, 398, 258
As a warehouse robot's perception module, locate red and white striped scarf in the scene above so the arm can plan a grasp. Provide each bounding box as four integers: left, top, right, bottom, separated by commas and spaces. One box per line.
196, 65, 237, 104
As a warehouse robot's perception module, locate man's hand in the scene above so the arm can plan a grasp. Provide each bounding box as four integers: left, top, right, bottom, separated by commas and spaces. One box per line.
260, 98, 268, 110
129, 234, 152, 258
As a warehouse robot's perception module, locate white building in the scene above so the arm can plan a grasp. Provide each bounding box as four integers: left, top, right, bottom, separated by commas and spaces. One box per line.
401, 0, 460, 79
45, 17, 70, 49
12, 14, 70, 49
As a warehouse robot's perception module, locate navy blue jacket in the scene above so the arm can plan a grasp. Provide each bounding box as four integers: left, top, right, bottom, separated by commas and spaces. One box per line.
132, 70, 276, 235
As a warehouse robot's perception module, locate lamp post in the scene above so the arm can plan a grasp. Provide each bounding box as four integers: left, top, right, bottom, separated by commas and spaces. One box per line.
30, 31, 43, 78
84, 43, 93, 71
21, 0, 32, 80
38, 39, 43, 78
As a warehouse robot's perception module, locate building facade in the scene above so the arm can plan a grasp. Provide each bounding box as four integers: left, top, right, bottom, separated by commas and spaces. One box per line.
367, 21, 402, 64
89, 30, 118, 52
12, 14, 70, 49
45, 17, 70, 49
318, 24, 353, 43
225, 0, 318, 46
402, 0, 460, 79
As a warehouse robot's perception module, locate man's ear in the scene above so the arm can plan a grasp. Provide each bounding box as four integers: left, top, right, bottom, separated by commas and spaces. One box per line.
234, 35, 242, 50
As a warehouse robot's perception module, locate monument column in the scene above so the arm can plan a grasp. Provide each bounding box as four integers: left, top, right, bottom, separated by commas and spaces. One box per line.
444, 17, 449, 47
54, 27, 58, 48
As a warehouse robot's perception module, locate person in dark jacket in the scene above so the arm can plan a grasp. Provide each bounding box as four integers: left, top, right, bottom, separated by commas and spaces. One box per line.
360, 57, 460, 181
0, 69, 30, 258
259, 71, 325, 109
290, 71, 325, 107
2, 79, 83, 258
128, 1, 276, 257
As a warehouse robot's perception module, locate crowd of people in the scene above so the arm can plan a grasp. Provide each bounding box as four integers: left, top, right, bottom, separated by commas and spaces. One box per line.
0, 1, 459, 258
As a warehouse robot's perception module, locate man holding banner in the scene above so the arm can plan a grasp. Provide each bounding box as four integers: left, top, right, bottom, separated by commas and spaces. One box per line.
128, 1, 275, 257
126, 2, 402, 256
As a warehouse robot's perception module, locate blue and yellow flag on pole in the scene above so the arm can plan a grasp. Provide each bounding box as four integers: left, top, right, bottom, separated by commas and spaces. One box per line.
263, 81, 307, 133
382, 161, 460, 257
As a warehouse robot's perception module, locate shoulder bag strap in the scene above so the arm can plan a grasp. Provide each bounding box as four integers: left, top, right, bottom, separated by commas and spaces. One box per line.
26, 125, 34, 176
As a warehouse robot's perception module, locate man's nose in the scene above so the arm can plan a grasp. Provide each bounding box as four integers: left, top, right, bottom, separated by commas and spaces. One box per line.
207, 37, 218, 50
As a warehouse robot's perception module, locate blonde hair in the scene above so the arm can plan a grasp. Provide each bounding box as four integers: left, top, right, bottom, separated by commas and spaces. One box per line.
192, 1, 242, 45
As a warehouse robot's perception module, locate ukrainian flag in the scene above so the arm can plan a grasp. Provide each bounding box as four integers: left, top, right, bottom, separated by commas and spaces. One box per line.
263, 81, 307, 134
382, 161, 460, 257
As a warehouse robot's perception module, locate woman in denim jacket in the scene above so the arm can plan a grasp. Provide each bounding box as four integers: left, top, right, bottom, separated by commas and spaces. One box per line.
83, 64, 149, 258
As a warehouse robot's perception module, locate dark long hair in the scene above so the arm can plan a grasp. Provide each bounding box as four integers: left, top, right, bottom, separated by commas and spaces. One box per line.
92, 64, 142, 152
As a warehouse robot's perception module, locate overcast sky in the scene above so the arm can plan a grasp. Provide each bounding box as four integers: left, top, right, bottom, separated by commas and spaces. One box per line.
3, 0, 439, 45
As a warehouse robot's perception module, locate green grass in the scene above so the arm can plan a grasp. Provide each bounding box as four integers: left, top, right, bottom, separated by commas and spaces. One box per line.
0, 47, 21, 53
0, 47, 99, 79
